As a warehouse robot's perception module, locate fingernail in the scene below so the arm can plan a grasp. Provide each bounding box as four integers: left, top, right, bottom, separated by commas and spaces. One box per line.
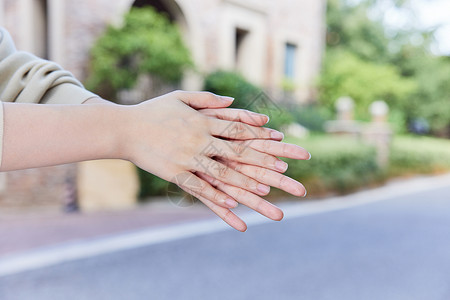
308, 152, 312, 160
257, 184, 270, 194
275, 160, 288, 172
270, 131, 284, 140
264, 115, 270, 124
303, 190, 308, 197
221, 96, 235, 102
225, 198, 238, 208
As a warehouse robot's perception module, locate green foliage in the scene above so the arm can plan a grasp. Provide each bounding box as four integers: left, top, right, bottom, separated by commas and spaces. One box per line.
203, 71, 260, 109
291, 105, 333, 132
86, 7, 192, 99
204, 71, 293, 130
326, 0, 390, 63
389, 136, 450, 175
319, 50, 417, 119
284, 135, 380, 195
137, 168, 169, 199
396, 53, 450, 134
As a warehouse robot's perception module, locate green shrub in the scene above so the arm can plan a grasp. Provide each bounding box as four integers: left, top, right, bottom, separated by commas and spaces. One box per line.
137, 168, 168, 199
284, 135, 381, 195
283, 134, 450, 197
204, 70, 293, 130
86, 6, 192, 100
291, 105, 333, 132
389, 136, 450, 176
204, 71, 259, 109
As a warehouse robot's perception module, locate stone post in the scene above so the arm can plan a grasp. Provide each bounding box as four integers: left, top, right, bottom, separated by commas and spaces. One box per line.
325, 96, 360, 136
336, 96, 355, 121
77, 160, 139, 212
363, 101, 392, 167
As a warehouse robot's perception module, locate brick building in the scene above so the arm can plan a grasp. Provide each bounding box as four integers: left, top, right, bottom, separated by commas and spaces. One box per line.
0, 0, 326, 209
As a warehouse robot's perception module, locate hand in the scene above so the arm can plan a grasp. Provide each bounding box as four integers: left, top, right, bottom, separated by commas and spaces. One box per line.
85, 92, 311, 231
198, 108, 310, 198
119, 91, 293, 231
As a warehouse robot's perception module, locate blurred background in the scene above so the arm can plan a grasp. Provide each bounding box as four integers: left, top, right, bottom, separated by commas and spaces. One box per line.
0, 0, 450, 299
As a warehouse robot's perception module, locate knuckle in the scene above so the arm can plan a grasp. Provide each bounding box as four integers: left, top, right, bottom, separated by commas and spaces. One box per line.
262, 140, 271, 152
234, 162, 243, 172
197, 179, 208, 192
256, 167, 268, 180
282, 143, 288, 155
242, 176, 253, 189
223, 210, 234, 222
234, 123, 247, 139
217, 163, 231, 178
212, 189, 222, 203
236, 187, 247, 199
259, 127, 268, 138
233, 142, 246, 155
262, 154, 274, 166
279, 175, 289, 189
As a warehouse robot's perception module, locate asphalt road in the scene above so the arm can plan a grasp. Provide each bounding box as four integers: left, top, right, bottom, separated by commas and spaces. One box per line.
1, 185, 450, 300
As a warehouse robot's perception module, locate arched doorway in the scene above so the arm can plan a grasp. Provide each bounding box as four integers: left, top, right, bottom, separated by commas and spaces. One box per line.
127, 0, 204, 91
131, 0, 188, 30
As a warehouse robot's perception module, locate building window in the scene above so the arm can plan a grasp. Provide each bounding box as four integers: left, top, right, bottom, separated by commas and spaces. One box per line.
284, 42, 297, 79
235, 27, 249, 68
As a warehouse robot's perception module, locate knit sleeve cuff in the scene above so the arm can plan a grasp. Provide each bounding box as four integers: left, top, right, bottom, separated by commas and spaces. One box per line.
41, 83, 99, 105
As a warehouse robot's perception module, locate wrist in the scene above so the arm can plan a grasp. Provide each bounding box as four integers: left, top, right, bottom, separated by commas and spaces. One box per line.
85, 98, 134, 161
106, 104, 134, 161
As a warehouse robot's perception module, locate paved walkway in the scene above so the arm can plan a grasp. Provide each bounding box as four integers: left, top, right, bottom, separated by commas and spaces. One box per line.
0, 199, 214, 257
1, 173, 449, 259
1, 173, 450, 300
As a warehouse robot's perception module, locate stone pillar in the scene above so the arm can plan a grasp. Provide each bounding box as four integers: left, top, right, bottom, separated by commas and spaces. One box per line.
47, 0, 66, 65
0, 0, 4, 26
363, 101, 392, 167
336, 96, 354, 121
324, 96, 361, 136
77, 160, 139, 212
0, 173, 6, 194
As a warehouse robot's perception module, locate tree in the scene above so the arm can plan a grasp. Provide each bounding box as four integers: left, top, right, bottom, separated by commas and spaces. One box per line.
319, 50, 416, 119
321, 0, 450, 135
86, 6, 192, 101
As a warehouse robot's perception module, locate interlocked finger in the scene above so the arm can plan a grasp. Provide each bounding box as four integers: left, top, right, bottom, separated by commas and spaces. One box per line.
192, 157, 271, 196
212, 139, 288, 173
171, 172, 238, 209
247, 140, 311, 160
200, 108, 269, 127
219, 158, 307, 197
208, 118, 284, 141
195, 192, 248, 232
197, 172, 284, 221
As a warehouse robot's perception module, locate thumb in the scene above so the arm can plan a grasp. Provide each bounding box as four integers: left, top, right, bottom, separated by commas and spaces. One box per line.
175, 91, 234, 109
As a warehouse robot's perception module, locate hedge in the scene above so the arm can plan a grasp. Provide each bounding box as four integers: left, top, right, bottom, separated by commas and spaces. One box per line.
389, 136, 450, 176
283, 135, 381, 196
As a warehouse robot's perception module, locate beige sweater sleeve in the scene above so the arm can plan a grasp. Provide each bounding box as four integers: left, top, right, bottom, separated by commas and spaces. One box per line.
0, 27, 98, 167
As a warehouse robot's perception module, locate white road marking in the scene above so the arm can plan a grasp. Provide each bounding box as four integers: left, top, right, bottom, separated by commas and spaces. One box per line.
0, 173, 449, 277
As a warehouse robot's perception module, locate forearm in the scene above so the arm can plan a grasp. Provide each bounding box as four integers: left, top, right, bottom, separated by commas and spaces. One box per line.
0, 102, 127, 171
